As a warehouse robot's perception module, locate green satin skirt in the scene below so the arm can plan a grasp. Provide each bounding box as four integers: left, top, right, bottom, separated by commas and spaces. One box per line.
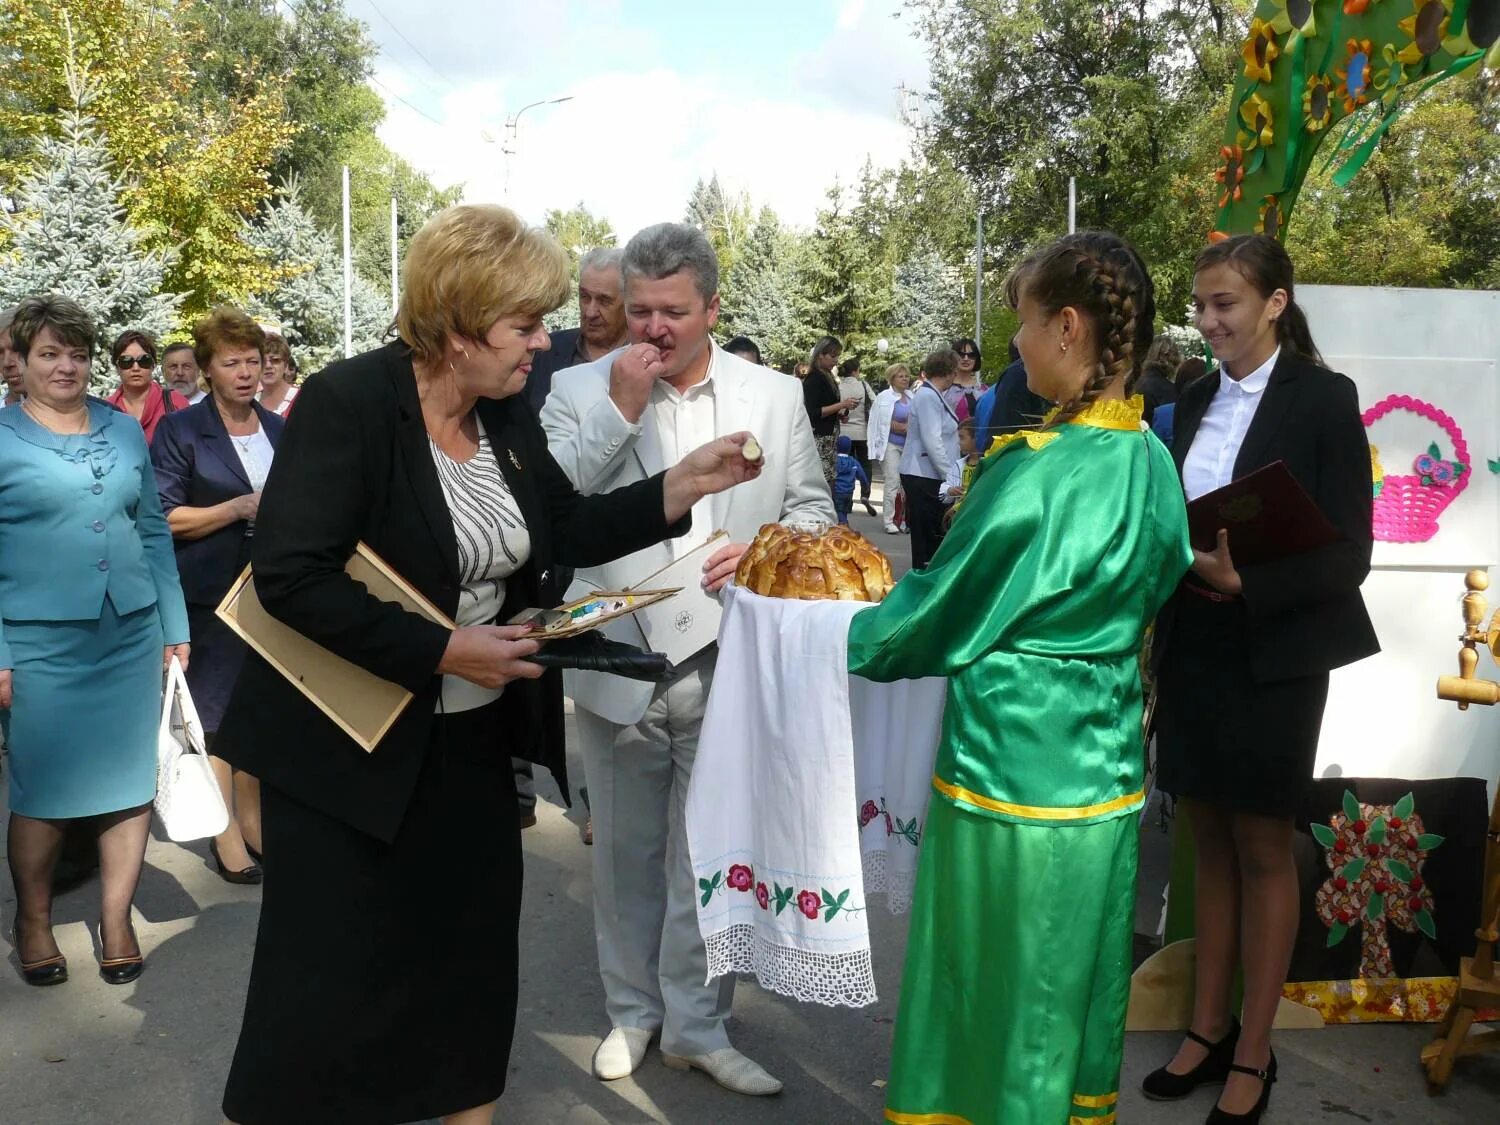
885, 798, 1137, 1125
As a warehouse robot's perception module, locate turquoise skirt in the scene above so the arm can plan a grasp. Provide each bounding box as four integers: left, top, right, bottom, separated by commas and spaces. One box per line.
2, 599, 163, 818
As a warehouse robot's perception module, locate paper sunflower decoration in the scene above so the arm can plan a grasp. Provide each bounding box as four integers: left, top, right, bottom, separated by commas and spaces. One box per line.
1239, 93, 1277, 151
1336, 38, 1378, 112
1302, 74, 1337, 130
1216, 145, 1247, 207
1242, 18, 1282, 82
1270, 0, 1320, 37
1395, 0, 1452, 65
1257, 196, 1285, 237
1212, 2, 1493, 240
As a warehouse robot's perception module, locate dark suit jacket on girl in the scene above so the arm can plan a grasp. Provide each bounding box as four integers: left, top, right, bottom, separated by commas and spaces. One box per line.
1157, 351, 1380, 683
212, 343, 689, 842
151, 398, 286, 607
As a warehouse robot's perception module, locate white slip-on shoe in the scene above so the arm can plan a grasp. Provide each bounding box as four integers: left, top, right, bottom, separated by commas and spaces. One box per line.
592, 1026, 656, 1081
661, 1046, 783, 1096
884, 523, 900, 534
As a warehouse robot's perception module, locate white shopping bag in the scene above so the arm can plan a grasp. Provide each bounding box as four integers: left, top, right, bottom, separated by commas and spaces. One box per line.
154, 655, 229, 842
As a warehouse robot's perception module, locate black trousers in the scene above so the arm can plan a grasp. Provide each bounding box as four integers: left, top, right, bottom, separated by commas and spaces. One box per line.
849, 439, 871, 497
901, 474, 945, 570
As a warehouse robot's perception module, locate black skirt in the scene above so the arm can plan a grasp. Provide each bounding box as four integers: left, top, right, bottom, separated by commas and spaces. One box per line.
186, 602, 249, 734
222, 700, 521, 1124
1155, 587, 1330, 819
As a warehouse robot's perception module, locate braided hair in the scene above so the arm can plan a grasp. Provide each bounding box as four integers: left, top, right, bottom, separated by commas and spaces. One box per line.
1003, 232, 1156, 426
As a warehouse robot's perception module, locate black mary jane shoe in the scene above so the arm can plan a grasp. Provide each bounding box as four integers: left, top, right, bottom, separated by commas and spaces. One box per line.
12, 920, 68, 987
1141, 1017, 1240, 1101
208, 841, 264, 886
1205, 1052, 1277, 1124
95, 920, 144, 986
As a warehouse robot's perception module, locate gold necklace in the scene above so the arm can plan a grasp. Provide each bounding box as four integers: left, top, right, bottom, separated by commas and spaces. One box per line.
23, 399, 89, 435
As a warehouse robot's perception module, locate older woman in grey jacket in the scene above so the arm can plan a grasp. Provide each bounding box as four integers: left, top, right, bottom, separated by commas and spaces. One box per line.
899, 348, 961, 569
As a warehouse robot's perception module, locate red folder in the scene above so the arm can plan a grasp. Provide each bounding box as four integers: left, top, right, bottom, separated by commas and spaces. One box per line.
1186, 461, 1340, 566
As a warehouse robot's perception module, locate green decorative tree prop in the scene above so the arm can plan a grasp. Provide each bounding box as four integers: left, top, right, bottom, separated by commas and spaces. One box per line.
1215, 0, 1500, 237
1313, 789, 1445, 978
0, 62, 180, 391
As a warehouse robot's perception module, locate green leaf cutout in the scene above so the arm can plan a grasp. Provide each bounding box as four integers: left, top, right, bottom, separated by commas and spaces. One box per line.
1488, 458, 1500, 474
1368, 816, 1386, 844
1342, 791, 1362, 823
1415, 908, 1437, 940
1394, 793, 1415, 820
1311, 822, 1337, 847
1454, 462, 1468, 476
1327, 921, 1349, 948
1428, 443, 1442, 459
1367, 894, 1385, 922
1387, 859, 1414, 883
1342, 857, 1368, 882
1417, 833, 1446, 851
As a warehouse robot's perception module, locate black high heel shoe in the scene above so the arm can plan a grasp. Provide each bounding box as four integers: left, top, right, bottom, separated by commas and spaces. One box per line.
12, 918, 68, 987
1141, 1017, 1240, 1101
208, 840, 263, 885
95, 919, 144, 985
1205, 1051, 1277, 1124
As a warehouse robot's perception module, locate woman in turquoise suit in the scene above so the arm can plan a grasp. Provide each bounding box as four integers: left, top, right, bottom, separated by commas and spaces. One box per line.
850, 233, 1192, 1125
0, 294, 190, 988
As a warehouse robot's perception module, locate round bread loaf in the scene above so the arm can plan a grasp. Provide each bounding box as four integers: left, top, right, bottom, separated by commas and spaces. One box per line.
734, 523, 896, 602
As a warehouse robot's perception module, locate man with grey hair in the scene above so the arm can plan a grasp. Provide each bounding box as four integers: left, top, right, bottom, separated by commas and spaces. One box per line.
542, 223, 832, 1097
0, 307, 24, 406
522, 246, 628, 415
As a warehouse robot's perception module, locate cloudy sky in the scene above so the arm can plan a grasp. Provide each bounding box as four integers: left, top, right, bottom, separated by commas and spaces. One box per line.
359, 0, 930, 240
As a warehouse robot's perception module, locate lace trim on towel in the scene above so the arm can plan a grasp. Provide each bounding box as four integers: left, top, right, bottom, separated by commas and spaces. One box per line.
703, 924, 877, 1009
862, 848, 918, 914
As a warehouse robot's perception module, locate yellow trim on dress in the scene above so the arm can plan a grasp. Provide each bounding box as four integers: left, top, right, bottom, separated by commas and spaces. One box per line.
984, 395, 1145, 458
1073, 1091, 1119, 1108
885, 1110, 973, 1125
933, 775, 1145, 821
1069, 1113, 1117, 1125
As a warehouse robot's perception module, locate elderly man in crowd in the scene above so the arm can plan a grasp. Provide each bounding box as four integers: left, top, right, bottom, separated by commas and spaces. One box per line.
524, 247, 629, 414
542, 223, 832, 1098
162, 342, 205, 404
0, 308, 24, 406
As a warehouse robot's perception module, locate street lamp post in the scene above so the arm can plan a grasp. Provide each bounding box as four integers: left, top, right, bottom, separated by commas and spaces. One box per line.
497, 95, 573, 202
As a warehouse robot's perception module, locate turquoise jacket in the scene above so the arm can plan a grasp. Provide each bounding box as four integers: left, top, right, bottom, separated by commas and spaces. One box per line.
0, 400, 189, 668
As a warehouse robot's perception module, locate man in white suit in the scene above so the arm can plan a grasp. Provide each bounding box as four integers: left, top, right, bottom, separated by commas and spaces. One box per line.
541, 223, 832, 1097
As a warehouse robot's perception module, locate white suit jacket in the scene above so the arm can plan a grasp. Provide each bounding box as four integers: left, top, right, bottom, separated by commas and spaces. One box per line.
540, 343, 835, 724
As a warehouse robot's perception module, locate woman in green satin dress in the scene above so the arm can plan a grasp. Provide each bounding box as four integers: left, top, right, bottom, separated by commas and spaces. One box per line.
849, 232, 1193, 1125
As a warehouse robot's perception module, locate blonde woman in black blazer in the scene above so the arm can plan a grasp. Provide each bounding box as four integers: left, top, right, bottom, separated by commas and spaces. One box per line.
1145, 236, 1378, 1125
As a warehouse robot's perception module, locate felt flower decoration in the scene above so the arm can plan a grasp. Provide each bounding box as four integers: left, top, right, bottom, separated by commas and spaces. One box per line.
1303, 74, 1337, 131
1396, 0, 1453, 65
1215, 145, 1247, 208
1242, 18, 1282, 83
1415, 442, 1467, 486
1336, 39, 1376, 112
1239, 92, 1276, 151
1370, 445, 1386, 498
1257, 196, 1284, 238
1270, 0, 1319, 38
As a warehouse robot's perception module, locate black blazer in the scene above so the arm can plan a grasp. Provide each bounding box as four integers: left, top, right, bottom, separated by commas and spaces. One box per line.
213, 343, 689, 842
1157, 351, 1379, 683
151, 397, 286, 606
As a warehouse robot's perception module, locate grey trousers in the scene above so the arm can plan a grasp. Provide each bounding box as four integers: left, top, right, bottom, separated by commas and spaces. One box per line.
575, 656, 735, 1056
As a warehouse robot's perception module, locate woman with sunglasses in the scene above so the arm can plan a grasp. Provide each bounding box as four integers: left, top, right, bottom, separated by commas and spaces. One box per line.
106, 330, 189, 444
947, 337, 984, 421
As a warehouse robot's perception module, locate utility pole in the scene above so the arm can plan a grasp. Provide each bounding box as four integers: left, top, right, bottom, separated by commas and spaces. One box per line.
1068, 177, 1077, 234
500, 95, 573, 203
390, 195, 400, 318
974, 210, 985, 344
342, 165, 353, 358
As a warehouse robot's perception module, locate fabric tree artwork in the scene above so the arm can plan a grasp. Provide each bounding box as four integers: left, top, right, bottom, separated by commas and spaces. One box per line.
1215, 1, 1500, 237
1312, 790, 1445, 978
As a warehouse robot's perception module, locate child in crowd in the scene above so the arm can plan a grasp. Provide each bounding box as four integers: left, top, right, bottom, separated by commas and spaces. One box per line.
942, 419, 981, 507
833, 434, 870, 526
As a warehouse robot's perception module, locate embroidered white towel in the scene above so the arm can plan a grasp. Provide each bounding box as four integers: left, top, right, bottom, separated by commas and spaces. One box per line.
686, 585, 876, 1007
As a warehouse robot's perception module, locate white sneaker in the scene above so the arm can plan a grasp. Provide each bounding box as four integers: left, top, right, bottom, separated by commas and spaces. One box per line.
662, 1046, 783, 1096
592, 1026, 656, 1081
884, 523, 899, 534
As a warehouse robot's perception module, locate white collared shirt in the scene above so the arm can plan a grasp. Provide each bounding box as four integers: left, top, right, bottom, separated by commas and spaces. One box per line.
1182, 347, 1280, 502
650, 345, 718, 558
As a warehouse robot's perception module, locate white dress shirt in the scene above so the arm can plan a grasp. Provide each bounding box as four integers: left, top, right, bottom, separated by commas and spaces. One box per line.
650, 348, 718, 558
1182, 347, 1280, 502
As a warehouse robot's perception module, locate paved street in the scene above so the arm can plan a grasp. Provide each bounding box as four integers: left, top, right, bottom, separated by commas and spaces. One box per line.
3, 498, 1498, 1122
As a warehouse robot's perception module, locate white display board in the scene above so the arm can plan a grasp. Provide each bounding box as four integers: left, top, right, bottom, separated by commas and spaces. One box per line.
1299, 286, 1500, 793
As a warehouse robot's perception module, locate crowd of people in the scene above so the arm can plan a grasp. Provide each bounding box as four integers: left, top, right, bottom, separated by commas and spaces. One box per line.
0, 203, 1375, 1125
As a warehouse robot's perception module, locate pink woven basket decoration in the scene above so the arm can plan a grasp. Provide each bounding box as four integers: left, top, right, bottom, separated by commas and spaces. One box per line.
1361, 395, 1471, 544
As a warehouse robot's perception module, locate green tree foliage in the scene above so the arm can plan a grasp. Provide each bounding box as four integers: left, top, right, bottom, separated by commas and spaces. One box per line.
542, 202, 617, 331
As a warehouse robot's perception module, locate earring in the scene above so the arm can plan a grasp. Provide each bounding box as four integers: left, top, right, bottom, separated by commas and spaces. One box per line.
1060, 341, 1069, 354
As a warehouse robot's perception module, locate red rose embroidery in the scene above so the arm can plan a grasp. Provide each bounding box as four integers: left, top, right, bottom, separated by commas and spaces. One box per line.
755, 882, 770, 910
859, 800, 879, 827
727, 864, 754, 892
797, 890, 821, 920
